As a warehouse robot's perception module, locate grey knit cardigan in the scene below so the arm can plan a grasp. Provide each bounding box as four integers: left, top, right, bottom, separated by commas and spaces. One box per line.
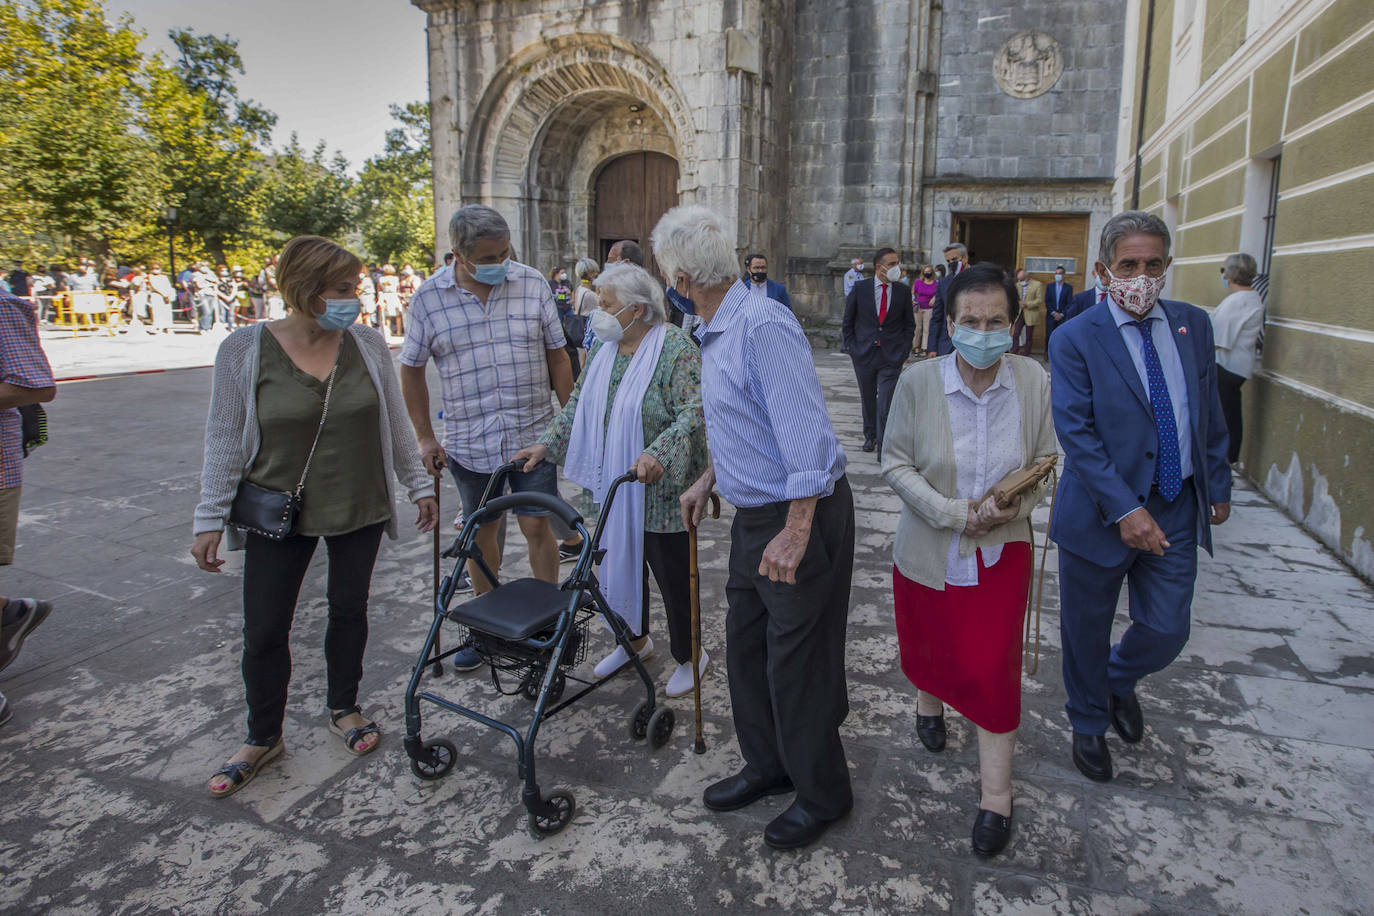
192, 323, 434, 550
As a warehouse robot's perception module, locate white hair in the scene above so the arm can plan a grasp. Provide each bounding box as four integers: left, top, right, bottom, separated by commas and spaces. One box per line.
650, 205, 740, 288
594, 261, 667, 324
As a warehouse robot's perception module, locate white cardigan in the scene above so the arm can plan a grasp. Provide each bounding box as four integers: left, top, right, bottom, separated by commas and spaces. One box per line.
880, 354, 1059, 590
192, 323, 434, 550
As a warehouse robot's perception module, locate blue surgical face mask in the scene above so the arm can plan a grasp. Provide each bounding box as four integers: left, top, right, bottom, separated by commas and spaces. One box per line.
950, 324, 1013, 369
1221, 275, 1230, 290
665, 284, 696, 316
318, 298, 361, 331
464, 256, 509, 286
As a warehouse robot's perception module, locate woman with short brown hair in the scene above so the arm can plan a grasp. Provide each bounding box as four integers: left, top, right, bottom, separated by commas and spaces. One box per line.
191, 235, 437, 797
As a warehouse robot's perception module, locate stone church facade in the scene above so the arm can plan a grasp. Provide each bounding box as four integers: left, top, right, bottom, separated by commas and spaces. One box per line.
414, 0, 1125, 322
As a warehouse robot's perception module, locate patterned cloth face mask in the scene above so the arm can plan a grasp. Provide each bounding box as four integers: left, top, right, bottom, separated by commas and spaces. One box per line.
1103, 267, 1167, 317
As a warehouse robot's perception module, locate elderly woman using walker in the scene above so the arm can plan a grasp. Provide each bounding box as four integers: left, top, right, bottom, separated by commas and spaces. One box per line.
515, 261, 711, 697
881, 262, 1058, 857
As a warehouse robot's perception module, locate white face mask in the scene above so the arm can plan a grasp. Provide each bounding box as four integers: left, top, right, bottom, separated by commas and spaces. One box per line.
885, 265, 902, 283
589, 304, 632, 343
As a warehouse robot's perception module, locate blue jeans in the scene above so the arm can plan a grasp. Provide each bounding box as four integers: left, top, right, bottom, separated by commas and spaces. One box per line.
196, 294, 215, 331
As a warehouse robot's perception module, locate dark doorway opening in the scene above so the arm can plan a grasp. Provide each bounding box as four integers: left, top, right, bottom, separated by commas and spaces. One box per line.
593, 151, 680, 278
957, 216, 1019, 271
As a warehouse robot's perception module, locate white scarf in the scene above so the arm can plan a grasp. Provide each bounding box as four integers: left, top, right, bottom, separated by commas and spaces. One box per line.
564, 323, 667, 636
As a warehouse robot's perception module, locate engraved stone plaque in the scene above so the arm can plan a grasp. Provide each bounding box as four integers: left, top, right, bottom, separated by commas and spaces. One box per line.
993, 30, 1064, 99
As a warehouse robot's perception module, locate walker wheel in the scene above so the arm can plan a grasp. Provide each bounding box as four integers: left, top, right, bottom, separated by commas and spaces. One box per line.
410, 739, 457, 780
528, 788, 576, 836
647, 707, 675, 750
628, 701, 652, 741
519, 670, 542, 702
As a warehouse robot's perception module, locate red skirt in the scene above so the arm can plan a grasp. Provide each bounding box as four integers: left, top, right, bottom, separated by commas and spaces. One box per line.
892, 542, 1031, 733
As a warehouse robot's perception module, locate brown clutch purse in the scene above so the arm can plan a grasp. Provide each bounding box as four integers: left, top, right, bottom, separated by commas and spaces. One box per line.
982, 455, 1058, 510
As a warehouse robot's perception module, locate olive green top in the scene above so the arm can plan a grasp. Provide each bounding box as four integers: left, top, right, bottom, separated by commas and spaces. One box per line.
247, 331, 392, 536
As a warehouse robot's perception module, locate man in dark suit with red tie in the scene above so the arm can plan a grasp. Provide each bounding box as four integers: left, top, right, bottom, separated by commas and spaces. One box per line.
842, 247, 915, 454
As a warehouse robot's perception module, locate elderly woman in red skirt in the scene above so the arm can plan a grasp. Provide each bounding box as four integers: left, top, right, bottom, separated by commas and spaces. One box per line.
880, 262, 1057, 857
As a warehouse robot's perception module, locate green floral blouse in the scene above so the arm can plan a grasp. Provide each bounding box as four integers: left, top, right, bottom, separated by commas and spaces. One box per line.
540, 323, 708, 533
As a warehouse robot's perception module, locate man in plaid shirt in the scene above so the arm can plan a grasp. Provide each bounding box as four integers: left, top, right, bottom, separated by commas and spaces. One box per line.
0, 291, 57, 729
400, 206, 574, 671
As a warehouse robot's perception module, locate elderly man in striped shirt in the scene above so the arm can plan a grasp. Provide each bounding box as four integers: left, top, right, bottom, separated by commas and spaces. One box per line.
653, 206, 855, 851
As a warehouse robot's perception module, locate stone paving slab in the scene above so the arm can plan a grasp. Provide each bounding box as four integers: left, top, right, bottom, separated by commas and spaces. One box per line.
0, 352, 1371, 914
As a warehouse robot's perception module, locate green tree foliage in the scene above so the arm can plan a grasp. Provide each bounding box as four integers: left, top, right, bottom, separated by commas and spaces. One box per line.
262, 135, 355, 241
0, 0, 424, 270
145, 27, 274, 263
0, 0, 164, 260
355, 102, 434, 267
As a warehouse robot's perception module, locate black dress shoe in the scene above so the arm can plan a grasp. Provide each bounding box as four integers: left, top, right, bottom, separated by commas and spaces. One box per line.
916, 714, 946, 752
861, 440, 876, 453
703, 772, 794, 812
764, 799, 848, 850
971, 807, 1013, 857
1110, 691, 1144, 744
1072, 732, 1113, 782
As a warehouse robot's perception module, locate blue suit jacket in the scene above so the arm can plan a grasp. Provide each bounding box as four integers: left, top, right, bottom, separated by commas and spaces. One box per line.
745, 277, 792, 311
1048, 298, 1232, 567
1068, 288, 1099, 322
765, 279, 792, 311
926, 275, 955, 355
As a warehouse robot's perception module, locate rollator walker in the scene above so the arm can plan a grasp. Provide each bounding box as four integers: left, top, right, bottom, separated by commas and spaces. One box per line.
402, 463, 673, 835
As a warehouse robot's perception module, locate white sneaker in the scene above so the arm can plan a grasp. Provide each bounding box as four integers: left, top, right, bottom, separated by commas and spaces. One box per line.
593, 636, 654, 678
666, 651, 711, 698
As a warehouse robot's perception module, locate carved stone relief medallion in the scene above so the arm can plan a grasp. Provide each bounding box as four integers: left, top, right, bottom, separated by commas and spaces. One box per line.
993, 30, 1064, 99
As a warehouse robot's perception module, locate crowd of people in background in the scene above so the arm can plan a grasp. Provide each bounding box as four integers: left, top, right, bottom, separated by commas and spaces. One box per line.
0, 254, 430, 339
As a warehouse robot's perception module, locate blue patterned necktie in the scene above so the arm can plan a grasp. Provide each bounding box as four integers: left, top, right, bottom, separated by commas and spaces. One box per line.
1132, 320, 1182, 501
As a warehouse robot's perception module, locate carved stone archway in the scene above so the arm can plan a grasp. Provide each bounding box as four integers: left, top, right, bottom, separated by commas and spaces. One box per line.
462, 35, 695, 267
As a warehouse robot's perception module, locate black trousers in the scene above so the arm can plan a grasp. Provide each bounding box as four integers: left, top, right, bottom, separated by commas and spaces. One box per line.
241, 521, 386, 744
725, 476, 855, 820
1217, 365, 1245, 464
851, 355, 901, 448
642, 530, 693, 664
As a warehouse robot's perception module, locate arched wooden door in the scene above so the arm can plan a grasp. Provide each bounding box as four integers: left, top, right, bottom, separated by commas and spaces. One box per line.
593, 151, 680, 278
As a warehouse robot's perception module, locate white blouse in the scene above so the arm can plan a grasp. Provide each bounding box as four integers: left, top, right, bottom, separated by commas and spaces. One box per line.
1212, 289, 1265, 379
942, 355, 1024, 586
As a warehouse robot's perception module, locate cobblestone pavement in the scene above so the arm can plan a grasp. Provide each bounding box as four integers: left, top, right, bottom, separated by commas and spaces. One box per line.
1, 351, 1370, 914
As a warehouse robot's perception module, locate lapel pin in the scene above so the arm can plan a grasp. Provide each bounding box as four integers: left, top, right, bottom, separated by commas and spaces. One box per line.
1177, 326, 1188, 335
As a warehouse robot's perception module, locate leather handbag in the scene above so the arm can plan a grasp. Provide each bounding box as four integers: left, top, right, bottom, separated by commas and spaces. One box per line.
982, 454, 1058, 510
229, 363, 338, 540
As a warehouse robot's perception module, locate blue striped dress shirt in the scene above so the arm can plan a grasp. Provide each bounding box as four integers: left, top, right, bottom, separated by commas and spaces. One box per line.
697, 281, 846, 508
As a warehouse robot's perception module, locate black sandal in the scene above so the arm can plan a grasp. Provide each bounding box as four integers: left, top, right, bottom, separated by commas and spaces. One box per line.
329, 705, 381, 756
207, 737, 284, 798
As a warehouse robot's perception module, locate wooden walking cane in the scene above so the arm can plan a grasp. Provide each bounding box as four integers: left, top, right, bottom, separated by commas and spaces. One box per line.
430, 479, 444, 679
690, 492, 721, 754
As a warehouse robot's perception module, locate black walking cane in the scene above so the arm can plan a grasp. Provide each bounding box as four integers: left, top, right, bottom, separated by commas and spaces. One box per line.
429, 477, 444, 679
689, 492, 721, 754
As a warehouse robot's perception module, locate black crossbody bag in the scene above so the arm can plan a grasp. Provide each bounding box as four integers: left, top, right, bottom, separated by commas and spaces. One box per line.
229, 363, 338, 540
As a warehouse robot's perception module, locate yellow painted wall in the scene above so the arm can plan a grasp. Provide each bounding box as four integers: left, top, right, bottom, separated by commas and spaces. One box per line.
1125, 0, 1374, 579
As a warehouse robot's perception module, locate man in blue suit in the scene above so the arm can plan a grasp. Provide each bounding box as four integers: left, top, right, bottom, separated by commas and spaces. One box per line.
925, 242, 967, 357
742, 253, 793, 310
1048, 211, 1231, 783
1044, 265, 1075, 342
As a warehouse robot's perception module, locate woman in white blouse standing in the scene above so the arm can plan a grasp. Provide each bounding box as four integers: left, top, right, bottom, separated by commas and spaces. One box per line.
1212, 253, 1266, 465
881, 262, 1058, 859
